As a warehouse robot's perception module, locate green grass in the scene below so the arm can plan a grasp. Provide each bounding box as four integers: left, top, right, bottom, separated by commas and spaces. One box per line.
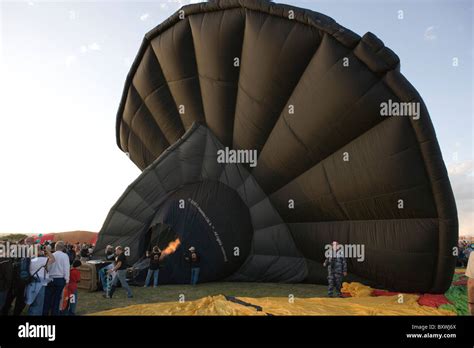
439, 272, 469, 316
77, 282, 328, 315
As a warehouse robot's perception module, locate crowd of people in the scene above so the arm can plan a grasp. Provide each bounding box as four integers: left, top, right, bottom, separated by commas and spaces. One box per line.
0, 235, 203, 316
457, 239, 473, 268
0, 237, 88, 316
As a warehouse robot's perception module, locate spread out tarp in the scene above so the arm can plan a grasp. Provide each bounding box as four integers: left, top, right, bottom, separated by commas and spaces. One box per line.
89, 271, 468, 316
90, 295, 266, 316
342, 282, 452, 308
236, 295, 455, 316
90, 293, 454, 316
341, 282, 373, 297
95, 0, 458, 293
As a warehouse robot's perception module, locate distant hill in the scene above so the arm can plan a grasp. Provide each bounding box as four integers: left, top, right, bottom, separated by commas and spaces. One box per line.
48, 230, 98, 244
0, 233, 29, 242
1, 231, 98, 243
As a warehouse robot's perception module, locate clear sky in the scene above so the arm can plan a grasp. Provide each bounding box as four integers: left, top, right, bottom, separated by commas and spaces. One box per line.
0, 0, 472, 235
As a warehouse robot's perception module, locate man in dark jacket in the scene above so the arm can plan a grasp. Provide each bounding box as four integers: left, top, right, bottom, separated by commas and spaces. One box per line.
0, 257, 13, 313
2, 237, 35, 315
184, 247, 200, 285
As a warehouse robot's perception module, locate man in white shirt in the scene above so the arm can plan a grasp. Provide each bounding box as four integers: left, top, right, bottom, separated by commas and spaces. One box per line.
466, 249, 474, 315
43, 241, 70, 316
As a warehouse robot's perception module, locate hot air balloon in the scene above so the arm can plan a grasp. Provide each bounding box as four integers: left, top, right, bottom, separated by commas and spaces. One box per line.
93, 0, 458, 292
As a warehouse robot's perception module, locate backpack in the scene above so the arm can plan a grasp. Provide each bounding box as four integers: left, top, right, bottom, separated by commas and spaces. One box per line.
23, 259, 49, 286
18, 258, 31, 282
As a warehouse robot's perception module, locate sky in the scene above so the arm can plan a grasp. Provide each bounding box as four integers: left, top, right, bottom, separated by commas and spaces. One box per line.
0, 0, 472, 235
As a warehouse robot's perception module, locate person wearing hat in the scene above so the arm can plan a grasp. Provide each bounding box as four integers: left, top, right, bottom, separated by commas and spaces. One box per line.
184, 246, 200, 285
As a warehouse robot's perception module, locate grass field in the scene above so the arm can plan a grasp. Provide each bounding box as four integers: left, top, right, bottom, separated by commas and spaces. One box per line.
77, 282, 328, 315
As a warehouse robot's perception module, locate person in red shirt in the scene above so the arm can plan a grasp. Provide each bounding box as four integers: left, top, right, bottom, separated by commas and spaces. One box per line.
62, 260, 81, 315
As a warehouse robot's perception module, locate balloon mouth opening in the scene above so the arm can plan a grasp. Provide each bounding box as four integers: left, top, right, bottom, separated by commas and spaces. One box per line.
133, 180, 253, 284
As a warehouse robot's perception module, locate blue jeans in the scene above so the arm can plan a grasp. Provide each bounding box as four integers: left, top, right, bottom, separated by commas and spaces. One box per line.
191, 267, 200, 285
43, 278, 66, 316
67, 289, 77, 315
60, 290, 78, 316
145, 269, 159, 287
111, 270, 132, 297
99, 264, 114, 292
28, 286, 45, 316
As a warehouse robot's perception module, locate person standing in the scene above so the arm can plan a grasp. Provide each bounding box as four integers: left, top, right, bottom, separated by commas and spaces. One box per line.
464, 245, 472, 268
62, 259, 81, 315
26, 247, 54, 316
185, 247, 200, 285
323, 241, 347, 298
0, 257, 13, 314
43, 241, 70, 316
99, 245, 115, 293
145, 246, 162, 288
80, 246, 89, 262
104, 246, 133, 299
66, 244, 76, 265
2, 236, 35, 316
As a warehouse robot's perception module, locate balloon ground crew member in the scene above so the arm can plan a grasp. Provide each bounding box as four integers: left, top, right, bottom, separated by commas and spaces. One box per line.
144, 246, 162, 288
99, 245, 115, 293
185, 246, 200, 285
103, 246, 133, 299
323, 241, 347, 298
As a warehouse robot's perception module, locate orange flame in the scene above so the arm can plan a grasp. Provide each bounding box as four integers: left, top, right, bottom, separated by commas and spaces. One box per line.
161, 238, 181, 257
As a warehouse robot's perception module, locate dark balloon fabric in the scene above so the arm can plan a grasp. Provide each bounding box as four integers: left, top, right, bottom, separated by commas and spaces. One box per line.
97, 0, 457, 292
94, 124, 307, 284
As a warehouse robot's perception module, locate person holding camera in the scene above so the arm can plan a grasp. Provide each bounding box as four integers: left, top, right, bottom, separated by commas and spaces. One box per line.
26, 245, 55, 315
145, 246, 162, 288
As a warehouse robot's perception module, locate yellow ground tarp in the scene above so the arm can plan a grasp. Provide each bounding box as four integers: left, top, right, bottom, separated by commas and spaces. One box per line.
90, 292, 454, 316
90, 295, 265, 316
237, 295, 454, 316
341, 282, 373, 297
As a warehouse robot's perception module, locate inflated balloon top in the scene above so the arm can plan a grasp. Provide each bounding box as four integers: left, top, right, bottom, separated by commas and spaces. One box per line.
94, 0, 458, 293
